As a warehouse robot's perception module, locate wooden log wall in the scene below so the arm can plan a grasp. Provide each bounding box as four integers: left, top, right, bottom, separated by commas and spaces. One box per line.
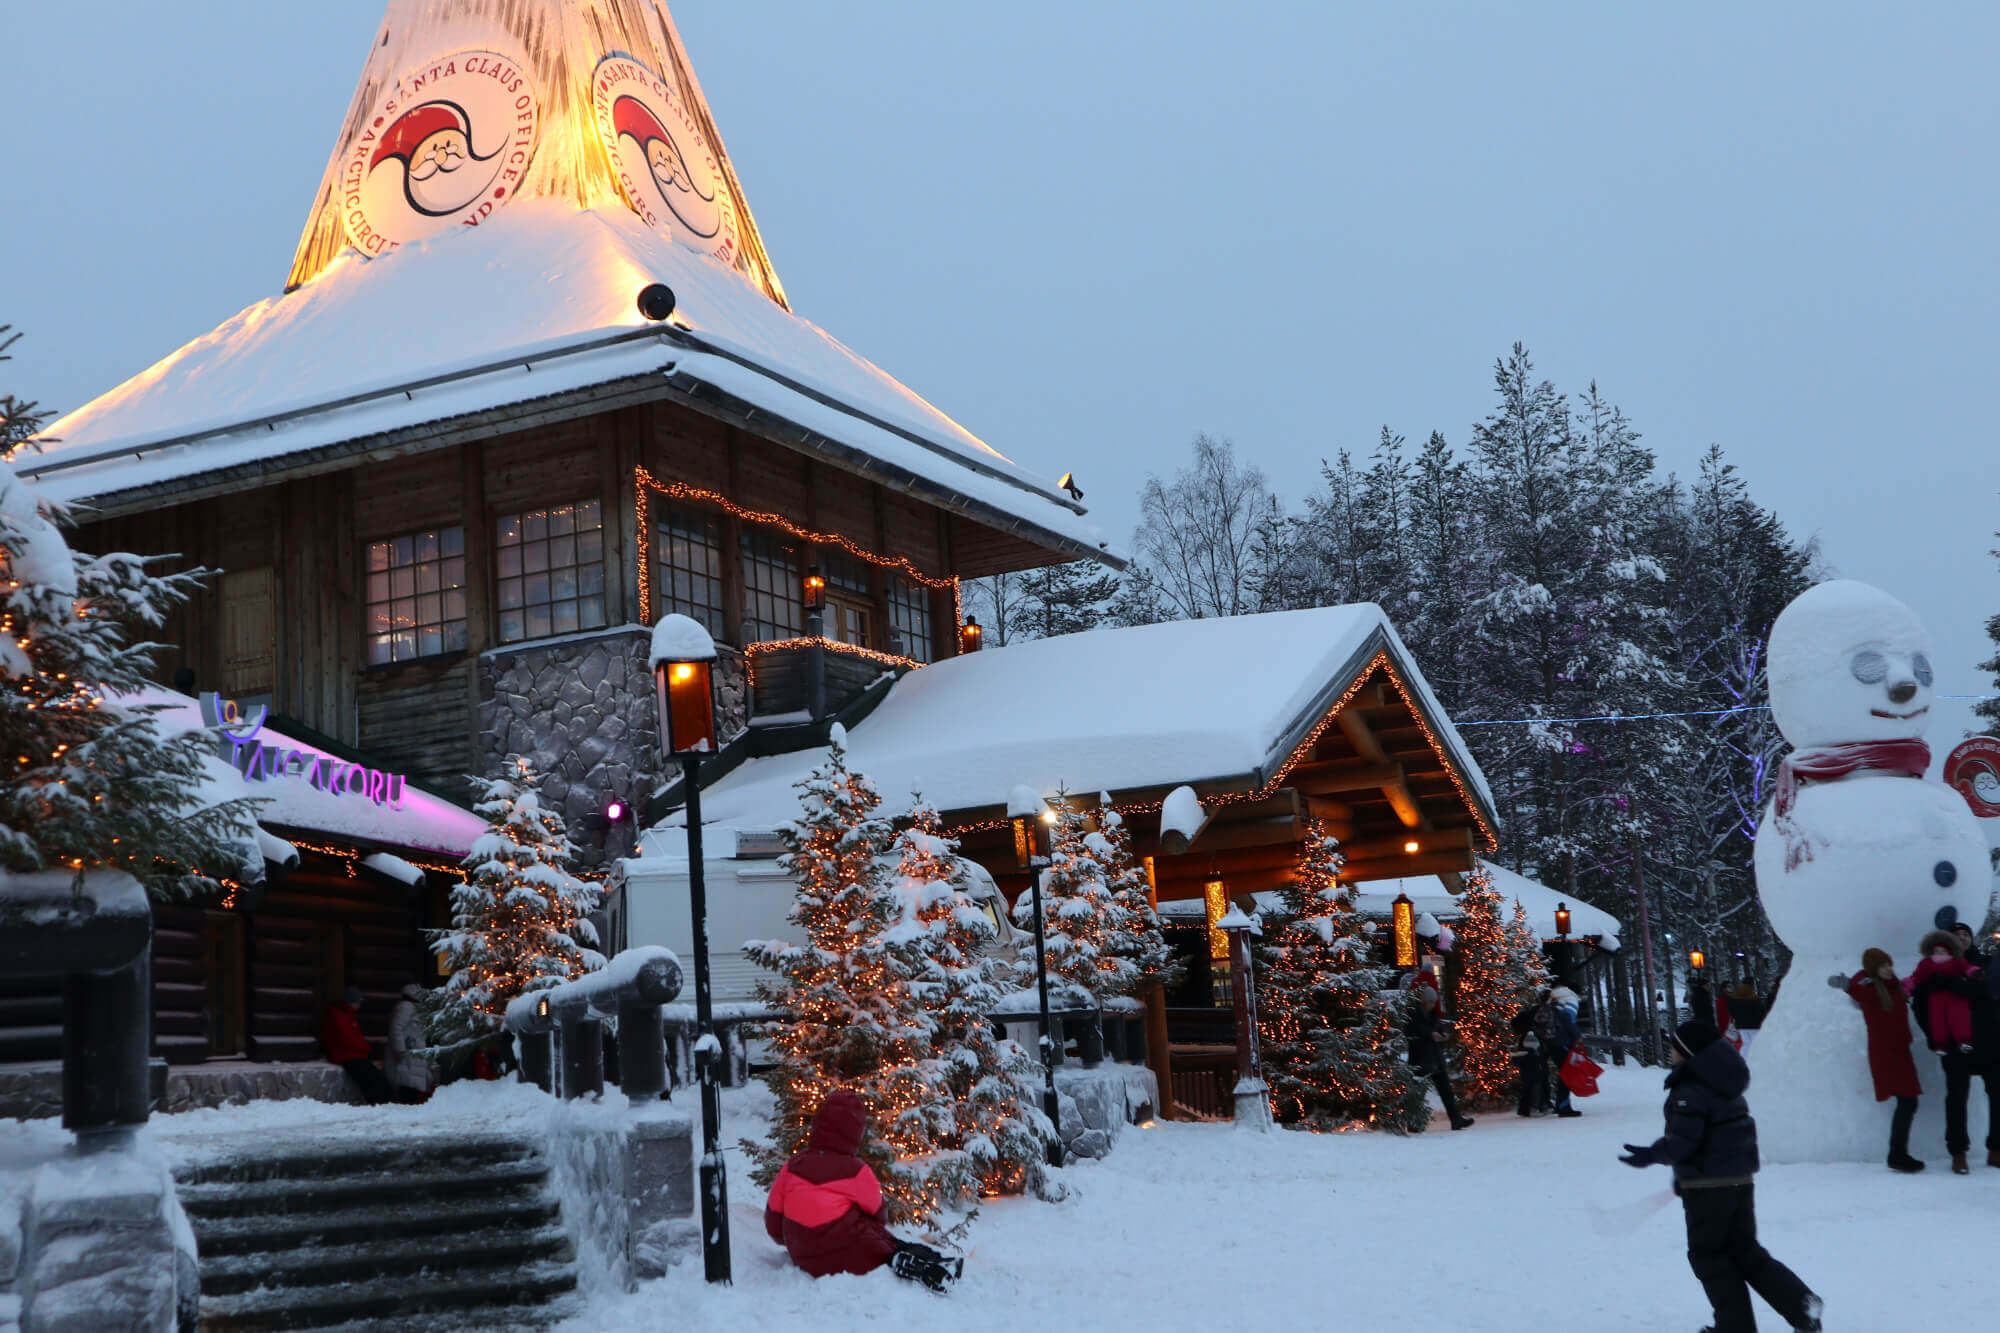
66, 396, 996, 796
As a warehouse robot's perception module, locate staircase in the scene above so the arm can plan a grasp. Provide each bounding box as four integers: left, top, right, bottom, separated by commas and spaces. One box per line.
173, 1133, 581, 1331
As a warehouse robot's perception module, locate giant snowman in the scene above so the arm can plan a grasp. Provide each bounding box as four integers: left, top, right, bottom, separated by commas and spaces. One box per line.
1749, 580, 1991, 1162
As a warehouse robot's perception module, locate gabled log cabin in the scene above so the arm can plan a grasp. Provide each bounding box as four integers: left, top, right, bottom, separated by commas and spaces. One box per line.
627, 605, 1504, 1117
22, 0, 1118, 869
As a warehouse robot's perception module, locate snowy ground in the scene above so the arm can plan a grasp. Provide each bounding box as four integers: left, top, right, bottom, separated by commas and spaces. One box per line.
582, 1066, 1996, 1332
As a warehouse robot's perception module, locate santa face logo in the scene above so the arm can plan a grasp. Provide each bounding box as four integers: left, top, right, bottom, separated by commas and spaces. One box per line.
591, 54, 739, 265
342, 50, 540, 257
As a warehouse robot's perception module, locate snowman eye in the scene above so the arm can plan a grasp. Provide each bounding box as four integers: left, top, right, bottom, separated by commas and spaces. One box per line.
1935, 861, 1957, 888
1850, 651, 1887, 684
1913, 654, 1933, 687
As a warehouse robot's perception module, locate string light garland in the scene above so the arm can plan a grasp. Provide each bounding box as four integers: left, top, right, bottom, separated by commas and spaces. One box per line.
634, 468, 962, 639
743, 636, 923, 686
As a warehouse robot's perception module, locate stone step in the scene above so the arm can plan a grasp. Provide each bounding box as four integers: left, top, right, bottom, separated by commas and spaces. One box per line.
178, 1160, 549, 1220
200, 1222, 573, 1295
197, 1259, 578, 1331
191, 1192, 561, 1256
176, 1135, 538, 1186
305, 1291, 583, 1333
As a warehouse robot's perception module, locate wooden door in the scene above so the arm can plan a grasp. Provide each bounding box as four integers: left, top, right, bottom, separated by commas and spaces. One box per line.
202, 913, 246, 1057
220, 566, 278, 699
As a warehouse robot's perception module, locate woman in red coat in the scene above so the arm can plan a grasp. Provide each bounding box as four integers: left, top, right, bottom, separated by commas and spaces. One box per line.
764, 1089, 961, 1290
1836, 947, 1924, 1172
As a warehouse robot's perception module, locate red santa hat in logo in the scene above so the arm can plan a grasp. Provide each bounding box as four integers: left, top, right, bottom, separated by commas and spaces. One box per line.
370, 99, 496, 217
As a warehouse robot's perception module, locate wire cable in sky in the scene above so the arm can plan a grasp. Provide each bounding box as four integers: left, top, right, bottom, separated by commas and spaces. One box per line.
1453, 695, 1999, 728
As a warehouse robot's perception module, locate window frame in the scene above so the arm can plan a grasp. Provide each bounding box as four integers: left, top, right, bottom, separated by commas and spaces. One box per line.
362, 525, 470, 667
651, 503, 729, 642
493, 496, 608, 646
884, 573, 934, 663
739, 527, 803, 644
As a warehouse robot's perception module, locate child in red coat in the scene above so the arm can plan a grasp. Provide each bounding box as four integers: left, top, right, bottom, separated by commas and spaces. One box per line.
1833, 947, 1924, 1172
764, 1089, 962, 1291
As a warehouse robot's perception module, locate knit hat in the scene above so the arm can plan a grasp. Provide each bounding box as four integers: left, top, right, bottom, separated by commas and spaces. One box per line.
1673, 1020, 1722, 1058
343, 985, 365, 1006
1861, 947, 1892, 973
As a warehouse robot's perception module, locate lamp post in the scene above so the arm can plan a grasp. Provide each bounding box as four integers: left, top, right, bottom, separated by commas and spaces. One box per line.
1007, 784, 1064, 1167
1554, 901, 1572, 989
650, 614, 730, 1285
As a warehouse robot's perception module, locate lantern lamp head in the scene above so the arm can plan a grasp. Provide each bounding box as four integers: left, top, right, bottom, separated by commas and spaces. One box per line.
1007, 784, 1053, 869
1689, 949, 1705, 971
650, 614, 718, 756
1554, 902, 1572, 938
803, 566, 826, 613
1392, 892, 1417, 968
960, 616, 983, 653
1403, 838, 1421, 854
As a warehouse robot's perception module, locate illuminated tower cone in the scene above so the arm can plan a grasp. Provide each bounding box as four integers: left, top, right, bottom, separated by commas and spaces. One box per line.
285, 0, 786, 305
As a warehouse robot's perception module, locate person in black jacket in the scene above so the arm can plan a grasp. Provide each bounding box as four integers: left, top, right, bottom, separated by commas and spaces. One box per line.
1619, 1021, 1822, 1333
1405, 980, 1473, 1131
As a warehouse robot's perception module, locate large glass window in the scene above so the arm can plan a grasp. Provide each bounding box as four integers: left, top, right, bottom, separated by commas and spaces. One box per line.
820, 550, 873, 649
365, 527, 467, 664
496, 498, 605, 643
740, 529, 802, 644
886, 576, 933, 662
653, 505, 726, 640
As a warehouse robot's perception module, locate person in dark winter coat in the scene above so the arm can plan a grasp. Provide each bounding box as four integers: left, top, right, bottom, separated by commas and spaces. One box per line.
1828, 947, 1924, 1171
764, 1089, 962, 1290
1619, 1021, 1822, 1333
1909, 929, 1997, 1174
1404, 980, 1473, 1130
1512, 995, 1555, 1116
1547, 987, 1584, 1118
321, 985, 391, 1105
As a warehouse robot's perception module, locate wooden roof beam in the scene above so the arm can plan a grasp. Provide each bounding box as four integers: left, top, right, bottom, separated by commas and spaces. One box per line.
1338, 847, 1476, 883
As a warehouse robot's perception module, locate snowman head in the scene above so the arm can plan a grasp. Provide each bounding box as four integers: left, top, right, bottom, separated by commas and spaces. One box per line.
1768, 580, 1934, 750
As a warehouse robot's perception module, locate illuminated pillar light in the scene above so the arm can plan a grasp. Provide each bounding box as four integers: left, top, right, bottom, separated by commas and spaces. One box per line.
1205, 878, 1229, 962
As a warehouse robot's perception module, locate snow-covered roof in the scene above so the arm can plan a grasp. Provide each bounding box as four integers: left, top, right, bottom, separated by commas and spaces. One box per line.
1351, 861, 1622, 946
139, 689, 485, 861
26, 213, 1111, 567
673, 605, 1496, 833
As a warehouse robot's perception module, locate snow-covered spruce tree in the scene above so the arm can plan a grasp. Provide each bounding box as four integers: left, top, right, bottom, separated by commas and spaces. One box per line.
1450, 870, 1549, 1109
0, 361, 258, 896
1093, 792, 1176, 993
431, 755, 603, 1044
747, 727, 950, 1224
1011, 791, 1147, 1004
1254, 823, 1428, 1131
1015, 560, 1120, 640
895, 795, 1052, 1198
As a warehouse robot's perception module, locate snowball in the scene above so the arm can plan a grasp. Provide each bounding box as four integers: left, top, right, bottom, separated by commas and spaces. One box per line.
1160, 785, 1204, 843
1767, 580, 1934, 749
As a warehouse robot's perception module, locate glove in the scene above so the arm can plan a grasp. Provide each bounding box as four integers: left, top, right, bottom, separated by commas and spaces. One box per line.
1619, 1143, 1654, 1168
1825, 973, 1849, 990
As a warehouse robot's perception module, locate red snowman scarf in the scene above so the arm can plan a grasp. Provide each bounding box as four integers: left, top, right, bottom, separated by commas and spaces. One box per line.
1773, 739, 1931, 870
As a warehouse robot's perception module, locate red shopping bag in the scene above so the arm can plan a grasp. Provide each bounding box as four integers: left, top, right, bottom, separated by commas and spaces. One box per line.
1559, 1048, 1603, 1098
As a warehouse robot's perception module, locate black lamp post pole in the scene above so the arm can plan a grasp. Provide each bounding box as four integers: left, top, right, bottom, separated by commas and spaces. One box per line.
683, 752, 731, 1284
1026, 859, 1064, 1167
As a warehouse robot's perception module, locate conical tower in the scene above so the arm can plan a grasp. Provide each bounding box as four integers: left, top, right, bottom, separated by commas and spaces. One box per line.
284, 0, 786, 306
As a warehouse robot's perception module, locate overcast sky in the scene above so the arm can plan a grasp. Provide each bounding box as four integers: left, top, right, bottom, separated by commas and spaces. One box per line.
5, 2, 1997, 752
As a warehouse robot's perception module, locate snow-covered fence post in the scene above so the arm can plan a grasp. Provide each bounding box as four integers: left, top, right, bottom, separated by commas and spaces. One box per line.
1220, 905, 1271, 1131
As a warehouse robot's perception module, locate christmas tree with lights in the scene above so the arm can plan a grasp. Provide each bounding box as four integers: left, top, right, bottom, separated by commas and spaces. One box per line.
1011, 791, 1151, 1004
747, 727, 952, 1225
895, 795, 1053, 1199
432, 755, 603, 1043
0, 347, 258, 897
1254, 822, 1428, 1131
1094, 792, 1177, 994
1449, 869, 1550, 1109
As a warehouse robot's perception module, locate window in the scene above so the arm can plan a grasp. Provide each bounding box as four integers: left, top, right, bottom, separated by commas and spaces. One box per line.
496, 499, 605, 644
740, 529, 801, 643
886, 576, 933, 662
820, 551, 873, 649
365, 528, 467, 664
653, 505, 726, 639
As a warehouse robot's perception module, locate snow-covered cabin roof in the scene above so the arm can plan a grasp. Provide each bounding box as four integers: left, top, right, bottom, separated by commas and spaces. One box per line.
20, 0, 1117, 568
1351, 861, 1622, 947
673, 605, 1497, 834
140, 689, 485, 862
